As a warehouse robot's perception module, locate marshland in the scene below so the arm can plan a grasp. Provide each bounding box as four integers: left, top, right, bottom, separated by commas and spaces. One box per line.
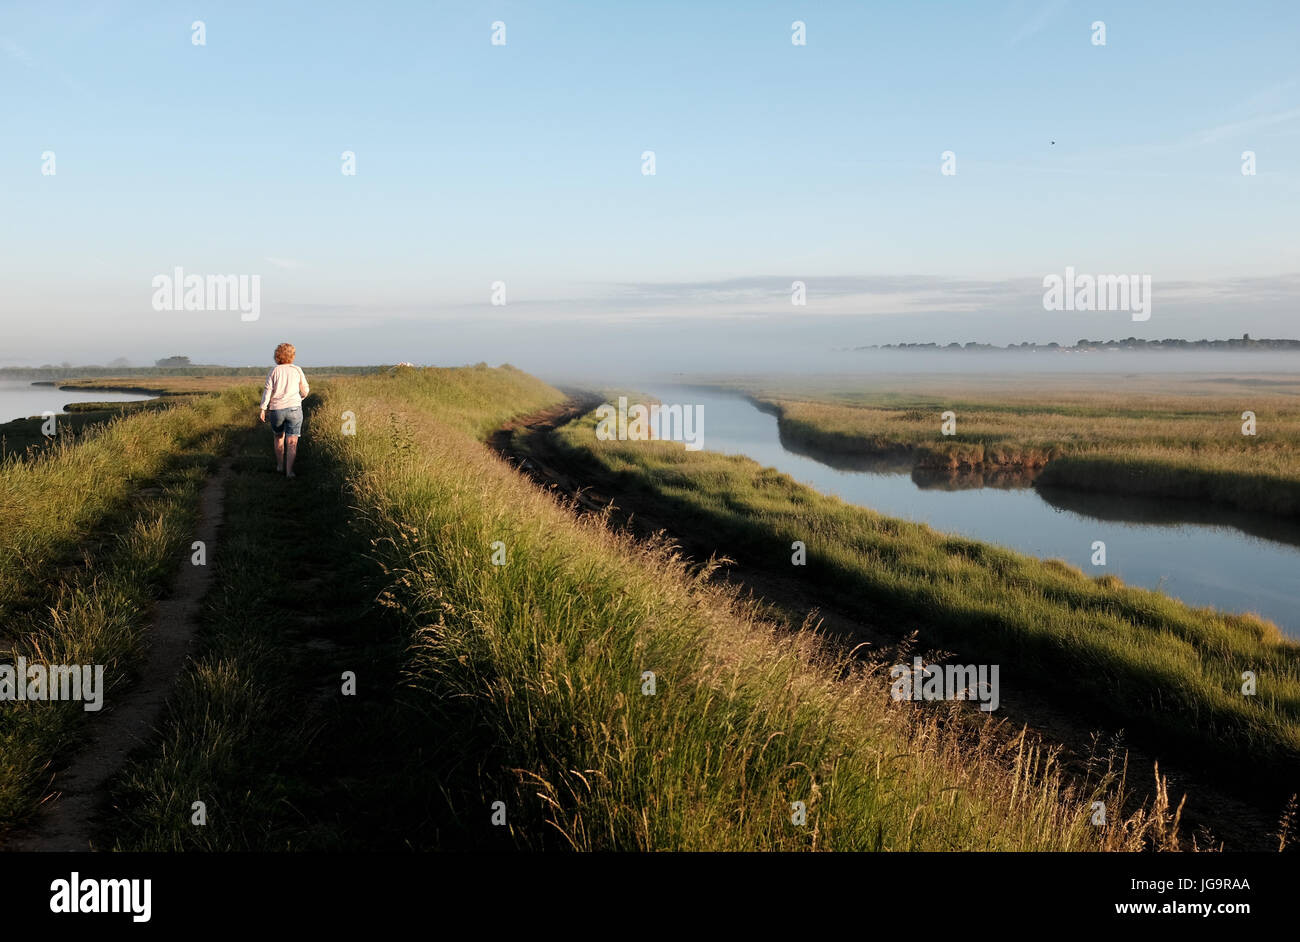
0, 364, 1295, 853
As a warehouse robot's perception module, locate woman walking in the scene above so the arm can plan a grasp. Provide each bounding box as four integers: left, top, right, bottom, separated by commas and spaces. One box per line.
258, 342, 310, 477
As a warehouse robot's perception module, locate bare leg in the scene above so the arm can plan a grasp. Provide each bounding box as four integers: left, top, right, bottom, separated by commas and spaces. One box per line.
285, 435, 299, 477
274, 433, 285, 471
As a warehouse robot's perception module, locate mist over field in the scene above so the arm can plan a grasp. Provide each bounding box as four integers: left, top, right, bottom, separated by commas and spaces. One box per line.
553, 347, 1300, 387
12, 316, 1300, 388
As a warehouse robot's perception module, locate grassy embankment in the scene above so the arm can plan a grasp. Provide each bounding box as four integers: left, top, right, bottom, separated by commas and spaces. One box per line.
0, 387, 253, 831
55, 377, 256, 396
723, 374, 1300, 515
0, 369, 376, 457
543, 400, 1300, 811
0, 400, 174, 459
55, 371, 378, 397
0, 371, 260, 458
106, 366, 1177, 851
0, 365, 382, 384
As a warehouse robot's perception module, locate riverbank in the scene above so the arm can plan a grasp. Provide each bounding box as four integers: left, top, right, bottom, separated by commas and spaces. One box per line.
0, 400, 171, 461
703, 373, 1300, 518
52, 370, 392, 399
54, 376, 276, 396
533, 394, 1300, 832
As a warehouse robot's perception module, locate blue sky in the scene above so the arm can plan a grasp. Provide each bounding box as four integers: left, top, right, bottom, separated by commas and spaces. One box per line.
1, 1, 1297, 376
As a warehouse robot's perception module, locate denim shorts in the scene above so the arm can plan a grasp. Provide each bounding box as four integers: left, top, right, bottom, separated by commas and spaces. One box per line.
267, 406, 303, 437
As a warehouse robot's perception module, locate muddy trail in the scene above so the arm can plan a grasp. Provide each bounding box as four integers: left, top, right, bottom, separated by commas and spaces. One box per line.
490, 395, 1287, 853
4, 459, 233, 852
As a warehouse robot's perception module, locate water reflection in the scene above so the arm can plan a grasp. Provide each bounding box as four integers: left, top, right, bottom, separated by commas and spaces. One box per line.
645, 385, 1300, 638
1035, 484, 1300, 552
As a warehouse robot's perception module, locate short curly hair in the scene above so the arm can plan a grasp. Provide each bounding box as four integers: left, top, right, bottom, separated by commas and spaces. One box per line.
273, 343, 296, 365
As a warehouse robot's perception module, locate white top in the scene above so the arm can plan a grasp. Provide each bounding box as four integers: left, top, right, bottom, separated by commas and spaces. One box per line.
260, 363, 310, 410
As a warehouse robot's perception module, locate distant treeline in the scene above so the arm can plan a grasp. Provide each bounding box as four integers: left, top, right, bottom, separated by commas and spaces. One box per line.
0, 365, 388, 380
859, 336, 1300, 353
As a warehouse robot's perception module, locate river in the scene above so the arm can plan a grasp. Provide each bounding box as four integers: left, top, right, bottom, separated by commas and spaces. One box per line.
0, 381, 153, 423
643, 385, 1300, 639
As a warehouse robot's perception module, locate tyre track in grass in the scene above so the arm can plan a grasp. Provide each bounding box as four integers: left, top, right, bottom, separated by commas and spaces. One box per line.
4, 458, 233, 852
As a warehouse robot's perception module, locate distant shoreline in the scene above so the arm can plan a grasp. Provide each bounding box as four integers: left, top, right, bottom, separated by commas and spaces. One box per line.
0, 365, 386, 381
856, 337, 1300, 353
52, 382, 185, 396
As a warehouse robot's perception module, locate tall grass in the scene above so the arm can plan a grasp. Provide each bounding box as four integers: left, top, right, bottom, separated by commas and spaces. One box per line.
293, 367, 1178, 850
0, 387, 252, 830
0, 390, 246, 618
549, 409, 1300, 805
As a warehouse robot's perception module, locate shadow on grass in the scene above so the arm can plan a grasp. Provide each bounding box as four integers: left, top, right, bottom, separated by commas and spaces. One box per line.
104, 396, 510, 850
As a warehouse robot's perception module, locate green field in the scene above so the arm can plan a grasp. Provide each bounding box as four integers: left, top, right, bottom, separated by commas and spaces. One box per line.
0, 366, 1198, 851
707, 373, 1300, 516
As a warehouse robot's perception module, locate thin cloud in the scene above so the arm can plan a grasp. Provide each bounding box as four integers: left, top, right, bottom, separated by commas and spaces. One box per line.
610, 274, 1033, 307
265, 256, 308, 270
1196, 107, 1300, 144
581, 272, 1300, 321
0, 37, 36, 68
1005, 0, 1070, 48
1237, 77, 1300, 115
0, 34, 85, 93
